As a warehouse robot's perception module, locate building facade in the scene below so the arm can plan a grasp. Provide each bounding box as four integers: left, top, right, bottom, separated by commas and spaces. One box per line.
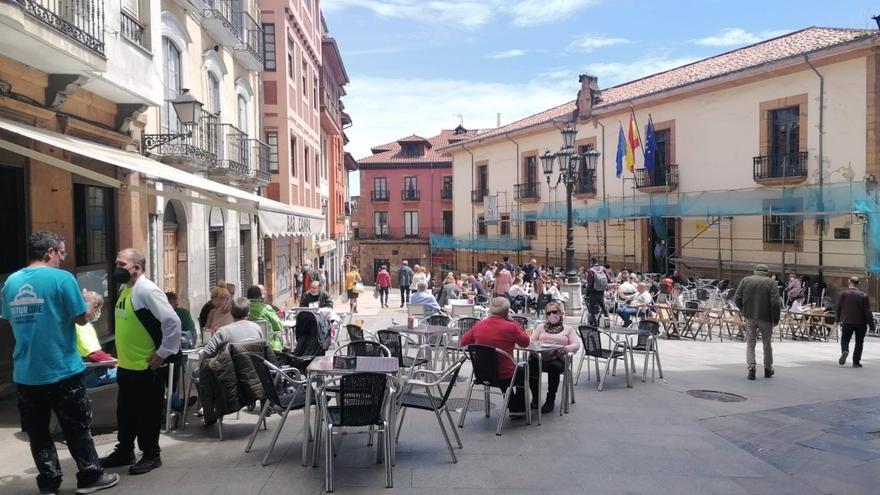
354, 126, 476, 284
442, 28, 880, 304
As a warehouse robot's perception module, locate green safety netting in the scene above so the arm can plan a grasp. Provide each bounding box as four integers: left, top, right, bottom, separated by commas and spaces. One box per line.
429, 234, 531, 251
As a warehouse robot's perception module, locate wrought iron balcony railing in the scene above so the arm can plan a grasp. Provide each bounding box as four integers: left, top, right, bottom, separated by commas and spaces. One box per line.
371, 190, 389, 202
234, 10, 263, 65
401, 189, 420, 201
634, 164, 679, 189
753, 152, 808, 181
440, 186, 452, 200
246, 138, 270, 184
575, 172, 596, 195
13, 0, 106, 55
143, 110, 218, 165
514, 182, 540, 200
471, 188, 488, 203
211, 123, 249, 175
120, 9, 146, 49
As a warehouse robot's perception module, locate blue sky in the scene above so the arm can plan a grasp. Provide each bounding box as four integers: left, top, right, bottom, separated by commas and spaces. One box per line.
322, 0, 879, 193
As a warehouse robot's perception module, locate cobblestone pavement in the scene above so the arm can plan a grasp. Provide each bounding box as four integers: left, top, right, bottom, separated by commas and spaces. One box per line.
0, 289, 877, 494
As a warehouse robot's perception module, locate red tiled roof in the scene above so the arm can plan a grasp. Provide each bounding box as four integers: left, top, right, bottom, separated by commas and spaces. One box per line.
397, 134, 431, 145
442, 27, 874, 150
359, 128, 480, 164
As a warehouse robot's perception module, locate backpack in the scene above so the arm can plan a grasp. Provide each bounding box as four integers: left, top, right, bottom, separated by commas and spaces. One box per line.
590, 266, 608, 291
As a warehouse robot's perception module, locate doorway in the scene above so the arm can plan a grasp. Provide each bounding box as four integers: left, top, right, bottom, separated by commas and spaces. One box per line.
647, 218, 677, 275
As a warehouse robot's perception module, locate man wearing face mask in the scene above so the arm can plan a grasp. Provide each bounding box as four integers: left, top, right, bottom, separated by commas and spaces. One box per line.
299, 281, 333, 308
101, 249, 180, 475
2, 232, 119, 494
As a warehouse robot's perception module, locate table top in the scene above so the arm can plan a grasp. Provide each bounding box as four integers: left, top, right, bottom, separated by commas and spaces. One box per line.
307, 356, 399, 375
608, 326, 644, 335
391, 324, 459, 336
516, 341, 563, 352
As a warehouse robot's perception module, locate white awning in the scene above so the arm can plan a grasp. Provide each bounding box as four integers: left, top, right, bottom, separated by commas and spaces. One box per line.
316, 239, 337, 255
0, 116, 324, 236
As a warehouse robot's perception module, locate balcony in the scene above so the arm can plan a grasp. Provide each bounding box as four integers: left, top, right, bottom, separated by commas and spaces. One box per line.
242, 138, 270, 188
634, 164, 679, 192
10, 0, 106, 56
232, 10, 263, 71
144, 111, 218, 173
120, 9, 146, 50
753, 152, 808, 185
371, 190, 390, 202
440, 186, 452, 200
203, 0, 243, 47
401, 189, 420, 202
208, 123, 250, 181
471, 188, 488, 203
574, 172, 597, 197
514, 182, 540, 203
344, 201, 352, 216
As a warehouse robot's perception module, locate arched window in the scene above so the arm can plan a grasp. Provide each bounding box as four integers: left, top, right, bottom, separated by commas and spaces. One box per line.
207, 72, 221, 116
237, 94, 248, 132
162, 37, 182, 133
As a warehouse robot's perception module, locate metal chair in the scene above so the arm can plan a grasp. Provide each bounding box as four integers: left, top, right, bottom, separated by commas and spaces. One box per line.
576, 325, 630, 391
511, 315, 530, 331
630, 320, 663, 383
426, 314, 452, 327
395, 357, 466, 462
450, 303, 476, 317
457, 344, 531, 436
244, 358, 310, 466
375, 329, 430, 373
446, 317, 479, 362
334, 340, 390, 357
345, 323, 374, 343
407, 303, 427, 322
315, 373, 395, 492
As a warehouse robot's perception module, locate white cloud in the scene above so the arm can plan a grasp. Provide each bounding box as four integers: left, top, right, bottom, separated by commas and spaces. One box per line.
488, 49, 527, 59
584, 55, 699, 87
567, 34, 631, 53
693, 28, 791, 47
323, 0, 600, 29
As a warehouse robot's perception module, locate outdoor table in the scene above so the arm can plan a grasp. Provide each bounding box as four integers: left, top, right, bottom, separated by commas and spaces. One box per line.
301, 356, 399, 466
179, 347, 204, 430
670, 306, 709, 340
606, 327, 637, 388
388, 324, 459, 369
515, 341, 563, 424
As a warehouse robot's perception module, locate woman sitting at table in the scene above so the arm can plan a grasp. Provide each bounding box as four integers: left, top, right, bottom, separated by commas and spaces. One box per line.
529, 302, 580, 413
789, 295, 806, 320
205, 285, 234, 334
436, 273, 459, 307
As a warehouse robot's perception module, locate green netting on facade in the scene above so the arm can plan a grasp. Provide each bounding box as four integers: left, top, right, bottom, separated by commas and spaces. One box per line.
429, 234, 530, 251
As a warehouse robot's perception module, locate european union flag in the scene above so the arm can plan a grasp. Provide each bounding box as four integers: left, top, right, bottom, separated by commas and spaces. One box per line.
616, 124, 626, 178
644, 116, 657, 172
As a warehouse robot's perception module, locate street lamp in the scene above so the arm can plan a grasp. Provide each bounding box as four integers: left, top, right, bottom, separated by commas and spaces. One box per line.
142, 89, 204, 152
542, 124, 601, 310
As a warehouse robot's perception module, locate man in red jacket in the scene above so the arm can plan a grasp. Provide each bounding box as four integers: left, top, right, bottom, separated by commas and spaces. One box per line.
461, 297, 530, 415
376, 265, 391, 308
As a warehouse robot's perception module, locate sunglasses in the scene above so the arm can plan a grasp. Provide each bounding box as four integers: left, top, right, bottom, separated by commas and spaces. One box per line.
545, 310, 560, 315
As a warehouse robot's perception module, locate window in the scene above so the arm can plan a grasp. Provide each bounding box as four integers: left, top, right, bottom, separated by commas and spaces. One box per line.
442, 210, 453, 235
477, 215, 487, 236
0, 166, 26, 275
208, 208, 225, 288
374, 212, 389, 237
122, 0, 139, 15
304, 147, 309, 182
288, 53, 293, 78
161, 38, 182, 133
443, 175, 452, 189
206, 72, 220, 116
302, 62, 308, 101
313, 75, 318, 110
373, 177, 387, 200
404, 176, 417, 199
237, 94, 248, 132
834, 228, 851, 239
577, 143, 595, 177
769, 107, 800, 175
262, 23, 276, 70
763, 214, 798, 244
315, 154, 320, 183
404, 211, 419, 237
525, 220, 537, 238
523, 155, 537, 184
290, 137, 297, 176
477, 165, 488, 192
500, 214, 510, 236
73, 184, 115, 267
266, 130, 278, 173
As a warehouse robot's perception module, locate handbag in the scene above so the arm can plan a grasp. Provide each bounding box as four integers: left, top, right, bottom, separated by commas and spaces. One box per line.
353, 282, 365, 293
373, 286, 379, 299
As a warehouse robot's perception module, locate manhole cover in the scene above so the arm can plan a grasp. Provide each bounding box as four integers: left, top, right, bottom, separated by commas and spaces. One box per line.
447, 398, 495, 413
686, 390, 747, 402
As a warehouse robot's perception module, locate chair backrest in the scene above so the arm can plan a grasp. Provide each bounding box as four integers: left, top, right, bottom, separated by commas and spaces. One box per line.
511, 315, 530, 331
335, 340, 390, 357
255, 320, 269, 342
426, 314, 451, 327
637, 319, 661, 336
465, 344, 500, 384
435, 357, 466, 407
375, 330, 405, 367
685, 299, 701, 310
345, 324, 365, 342
577, 325, 603, 357
696, 288, 710, 301
474, 294, 489, 306
407, 303, 426, 318
252, 356, 282, 406
456, 317, 480, 336
337, 373, 388, 427
450, 304, 476, 317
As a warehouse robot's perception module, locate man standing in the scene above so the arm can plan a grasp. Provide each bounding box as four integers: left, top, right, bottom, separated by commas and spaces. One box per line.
653, 240, 667, 273
246, 285, 283, 352
836, 276, 875, 368
101, 249, 181, 475
585, 258, 610, 326
734, 264, 781, 380
2, 232, 118, 494
522, 259, 538, 285
397, 260, 414, 308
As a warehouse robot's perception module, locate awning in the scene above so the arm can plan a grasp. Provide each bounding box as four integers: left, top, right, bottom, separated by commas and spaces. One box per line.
0, 116, 324, 236
316, 239, 337, 255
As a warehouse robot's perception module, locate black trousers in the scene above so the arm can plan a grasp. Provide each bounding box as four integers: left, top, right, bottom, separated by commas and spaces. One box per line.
840, 324, 868, 365
493, 367, 526, 413
116, 366, 167, 458
400, 285, 411, 304
17, 372, 103, 492
528, 356, 566, 401
586, 292, 608, 325
378, 287, 389, 305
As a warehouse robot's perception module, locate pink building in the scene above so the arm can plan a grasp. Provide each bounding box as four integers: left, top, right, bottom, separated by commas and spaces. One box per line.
353, 126, 477, 283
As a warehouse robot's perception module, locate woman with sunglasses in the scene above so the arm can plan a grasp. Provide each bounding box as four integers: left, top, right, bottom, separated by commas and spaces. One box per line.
528, 301, 580, 413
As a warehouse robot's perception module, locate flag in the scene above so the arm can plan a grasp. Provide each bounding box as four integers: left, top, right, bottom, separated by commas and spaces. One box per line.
626, 111, 641, 173
615, 123, 626, 178
644, 115, 656, 172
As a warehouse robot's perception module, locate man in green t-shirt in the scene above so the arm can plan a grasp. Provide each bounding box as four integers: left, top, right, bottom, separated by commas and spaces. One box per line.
246, 285, 283, 351
165, 292, 195, 347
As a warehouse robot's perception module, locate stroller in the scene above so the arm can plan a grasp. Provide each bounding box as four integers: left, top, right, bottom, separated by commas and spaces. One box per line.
278, 310, 332, 373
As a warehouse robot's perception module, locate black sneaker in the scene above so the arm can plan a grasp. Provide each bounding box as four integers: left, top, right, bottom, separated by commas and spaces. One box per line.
853, 363, 863, 368
838, 351, 848, 365
541, 401, 555, 414
747, 368, 756, 380
764, 368, 775, 378
75, 473, 119, 494
100, 448, 135, 468
129, 456, 162, 475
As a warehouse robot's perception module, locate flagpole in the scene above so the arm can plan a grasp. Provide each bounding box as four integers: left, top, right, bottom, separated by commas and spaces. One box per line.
629, 105, 646, 159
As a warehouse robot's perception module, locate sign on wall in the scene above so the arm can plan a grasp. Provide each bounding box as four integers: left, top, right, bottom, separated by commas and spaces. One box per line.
484, 195, 498, 223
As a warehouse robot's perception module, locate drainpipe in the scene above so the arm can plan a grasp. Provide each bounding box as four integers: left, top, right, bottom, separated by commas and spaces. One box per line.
805, 54, 825, 281
594, 119, 608, 264
463, 143, 475, 269
504, 133, 522, 265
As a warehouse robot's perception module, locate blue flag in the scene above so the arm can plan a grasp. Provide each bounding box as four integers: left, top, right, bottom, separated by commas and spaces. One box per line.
644, 116, 657, 172
616, 124, 626, 178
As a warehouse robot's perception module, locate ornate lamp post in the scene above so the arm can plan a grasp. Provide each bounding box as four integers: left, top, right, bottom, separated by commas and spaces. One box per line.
542, 123, 600, 314
141, 89, 204, 152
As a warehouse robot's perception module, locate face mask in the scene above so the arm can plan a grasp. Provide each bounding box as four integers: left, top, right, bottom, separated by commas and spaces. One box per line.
547, 314, 561, 325
112, 267, 132, 285
89, 310, 102, 323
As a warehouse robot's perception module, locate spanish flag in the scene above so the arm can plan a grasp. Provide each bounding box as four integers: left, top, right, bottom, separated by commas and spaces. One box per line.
626, 111, 641, 173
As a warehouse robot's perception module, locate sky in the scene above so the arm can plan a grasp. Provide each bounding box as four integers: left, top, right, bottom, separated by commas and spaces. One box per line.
321, 0, 879, 194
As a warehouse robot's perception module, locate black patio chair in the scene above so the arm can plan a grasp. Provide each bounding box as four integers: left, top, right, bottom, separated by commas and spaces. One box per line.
511, 315, 530, 332
244, 358, 310, 466
576, 325, 630, 391
334, 340, 390, 358
457, 344, 531, 436
375, 329, 430, 373
345, 323, 374, 343
630, 320, 664, 383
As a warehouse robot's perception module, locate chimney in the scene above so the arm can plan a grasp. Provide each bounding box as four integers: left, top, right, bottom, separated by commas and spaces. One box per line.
576, 73, 600, 120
